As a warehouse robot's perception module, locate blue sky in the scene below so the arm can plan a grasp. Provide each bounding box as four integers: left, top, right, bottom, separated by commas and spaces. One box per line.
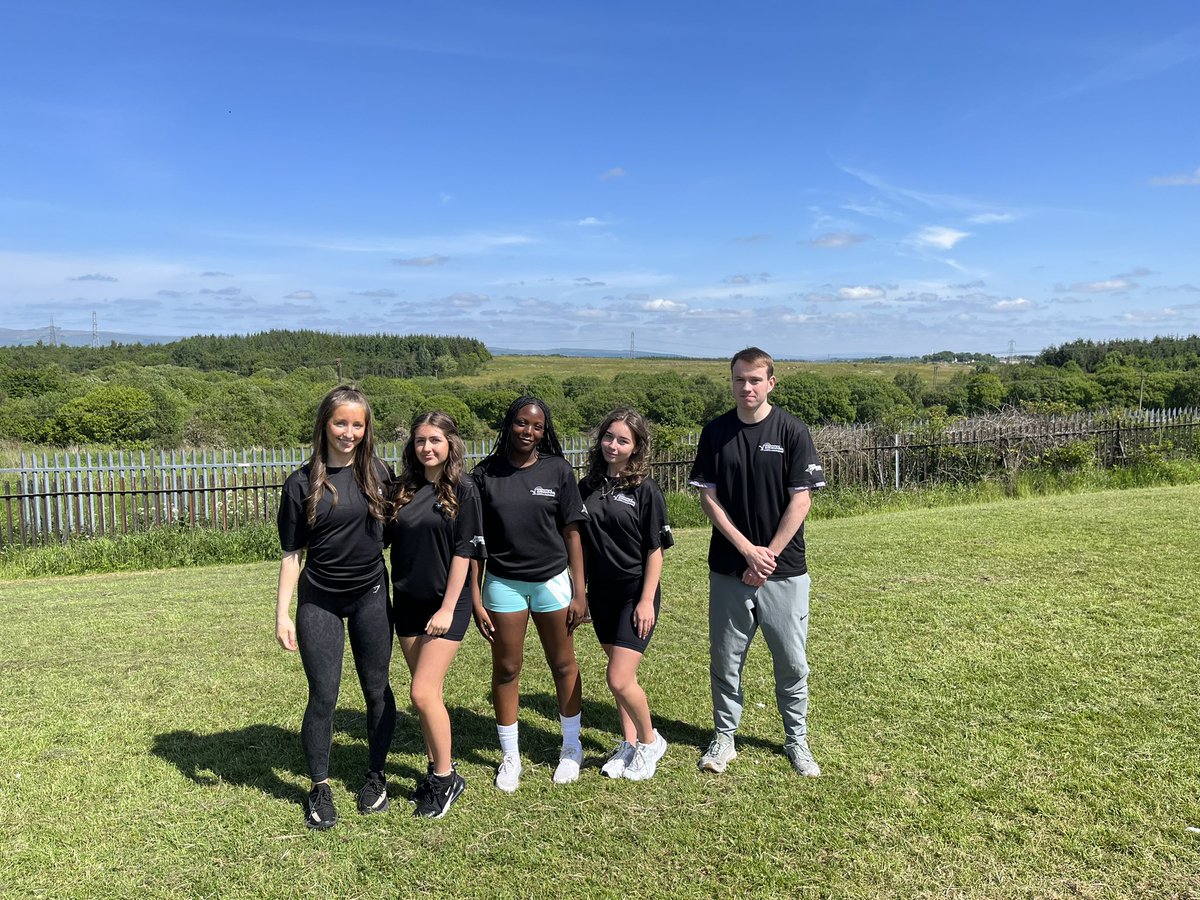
2, 1, 1198, 358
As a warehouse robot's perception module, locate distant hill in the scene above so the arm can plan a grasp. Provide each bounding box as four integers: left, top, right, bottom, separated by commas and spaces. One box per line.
0, 327, 180, 347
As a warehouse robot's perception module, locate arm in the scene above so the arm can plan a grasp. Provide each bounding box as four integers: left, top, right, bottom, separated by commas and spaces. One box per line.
632, 547, 663, 640
470, 559, 495, 643
562, 522, 588, 633
698, 487, 777, 583
768, 489, 812, 557
427, 555, 471, 637
275, 549, 303, 651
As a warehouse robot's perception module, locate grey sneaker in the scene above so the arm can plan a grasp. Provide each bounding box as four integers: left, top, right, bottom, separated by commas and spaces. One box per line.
495, 754, 523, 793
601, 740, 635, 778
553, 744, 584, 784
785, 742, 821, 777
698, 733, 737, 774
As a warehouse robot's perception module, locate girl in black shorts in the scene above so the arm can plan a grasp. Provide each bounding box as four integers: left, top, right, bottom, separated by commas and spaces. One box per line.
387, 411, 486, 819
578, 408, 673, 781
276, 386, 396, 830
472, 396, 589, 792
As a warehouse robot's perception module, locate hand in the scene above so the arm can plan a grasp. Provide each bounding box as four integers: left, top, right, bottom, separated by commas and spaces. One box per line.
426, 607, 454, 637
473, 604, 496, 644
276, 614, 297, 652
566, 594, 589, 635
633, 599, 656, 640
741, 569, 768, 588
743, 545, 776, 577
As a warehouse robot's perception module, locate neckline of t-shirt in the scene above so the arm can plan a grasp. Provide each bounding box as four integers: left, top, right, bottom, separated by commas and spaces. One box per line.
735, 405, 776, 427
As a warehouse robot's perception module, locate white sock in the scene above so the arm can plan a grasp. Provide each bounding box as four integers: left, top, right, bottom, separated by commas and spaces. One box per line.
638, 729, 659, 748
498, 722, 519, 757
560, 712, 582, 749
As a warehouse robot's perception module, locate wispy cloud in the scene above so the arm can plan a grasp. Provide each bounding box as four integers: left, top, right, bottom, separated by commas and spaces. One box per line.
914, 226, 970, 250
642, 298, 687, 312
599, 167, 626, 180
722, 273, 771, 285
968, 212, 1016, 224
393, 254, 449, 267
993, 297, 1032, 310
578, 216, 609, 226
805, 231, 871, 249
200, 270, 234, 277
200, 286, 242, 296
841, 166, 1005, 217
70, 273, 118, 282
285, 290, 315, 300
732, 234, 771, 244
1051, 27, 1200, 101
1150, 166, 1200, 186
1055, 278, 1135, 293
351, 289, 398, 298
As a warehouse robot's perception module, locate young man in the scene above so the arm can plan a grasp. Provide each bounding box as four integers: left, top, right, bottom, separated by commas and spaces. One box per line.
688, 347, 826, 777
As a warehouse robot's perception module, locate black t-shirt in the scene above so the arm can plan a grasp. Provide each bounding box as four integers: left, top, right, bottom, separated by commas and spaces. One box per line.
689, 406, 825, 578
472, 454, 589, 582
278, 460, 390, 595
579, 476, 674, 586
386, 479, 487, 603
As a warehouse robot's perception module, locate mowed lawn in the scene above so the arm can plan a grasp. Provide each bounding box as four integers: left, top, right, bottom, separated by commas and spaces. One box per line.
1, 486, 1198, 899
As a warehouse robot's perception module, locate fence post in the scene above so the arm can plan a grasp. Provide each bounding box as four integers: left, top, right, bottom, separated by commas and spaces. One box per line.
893, 434, 901, 491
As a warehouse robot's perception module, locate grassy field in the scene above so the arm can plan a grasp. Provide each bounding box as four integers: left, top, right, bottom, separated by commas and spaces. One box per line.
454, 354, 943, 386
2, 487, 1198, 898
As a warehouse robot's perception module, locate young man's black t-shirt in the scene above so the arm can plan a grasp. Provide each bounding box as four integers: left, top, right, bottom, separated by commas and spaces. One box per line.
689, 406, 825, 579
472, 454, 589, 582
579, 476, 674, 586
278, 461, 390, 596
386, 479, 487, 603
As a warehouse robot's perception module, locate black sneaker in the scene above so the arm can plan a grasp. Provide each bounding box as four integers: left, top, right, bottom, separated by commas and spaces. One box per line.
304, 782, 338, 830
356, 770, 389, 815
409, 761, 435, 804
414, 768, 466, 819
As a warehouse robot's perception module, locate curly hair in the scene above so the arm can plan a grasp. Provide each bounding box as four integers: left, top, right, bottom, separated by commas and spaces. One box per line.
391, 410, 466, 520
583, 407, 652, 490
305, 385, 386, 526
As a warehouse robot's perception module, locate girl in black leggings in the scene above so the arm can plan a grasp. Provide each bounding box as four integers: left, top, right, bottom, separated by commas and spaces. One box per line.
275, 385, 396, 830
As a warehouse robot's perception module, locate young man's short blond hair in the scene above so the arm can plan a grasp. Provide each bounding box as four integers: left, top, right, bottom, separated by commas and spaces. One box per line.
730, 347, 774, 378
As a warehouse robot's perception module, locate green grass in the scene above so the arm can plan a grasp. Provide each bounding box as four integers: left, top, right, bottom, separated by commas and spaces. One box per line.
2, 486, 1198, 897
454, 354, 938, 387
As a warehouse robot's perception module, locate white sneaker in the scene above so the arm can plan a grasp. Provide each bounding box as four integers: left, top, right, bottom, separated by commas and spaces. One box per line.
553, 744, 584, 784
494, 754, 522, 793
623, 731, 668, 782
601, 740, 635, 778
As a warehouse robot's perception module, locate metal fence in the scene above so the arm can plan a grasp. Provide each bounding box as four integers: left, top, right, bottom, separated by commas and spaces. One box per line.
1, 408, 1195, 549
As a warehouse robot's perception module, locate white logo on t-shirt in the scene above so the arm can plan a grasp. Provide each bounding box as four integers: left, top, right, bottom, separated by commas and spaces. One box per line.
613, 493, 636, 507
530, 486, 557, 497
758, 442, 785, 454
806, 463, 823, 474
470, 535, 486, 547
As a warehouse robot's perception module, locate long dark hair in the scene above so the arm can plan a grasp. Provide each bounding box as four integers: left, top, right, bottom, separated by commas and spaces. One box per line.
391, 410, 466, 520
305, 385, 386, 526
482, 395, 564, 463
583, 407, 652, 490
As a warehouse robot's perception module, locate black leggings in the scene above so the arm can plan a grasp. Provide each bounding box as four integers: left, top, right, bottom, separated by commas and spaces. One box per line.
296, 569, 396, 782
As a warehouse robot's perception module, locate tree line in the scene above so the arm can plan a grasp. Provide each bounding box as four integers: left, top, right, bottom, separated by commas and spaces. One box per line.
2, 333, 1199, 449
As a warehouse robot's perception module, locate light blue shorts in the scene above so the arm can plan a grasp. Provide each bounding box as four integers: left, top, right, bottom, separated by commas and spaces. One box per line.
483, 569, 573, 614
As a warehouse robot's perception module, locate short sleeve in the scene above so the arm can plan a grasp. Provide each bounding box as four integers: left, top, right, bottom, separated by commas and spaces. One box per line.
277, 477, 308, 552
453, 479, 488, 559
639, 478, 674, 555
787, 421, 826, 490
555, 459, 589, 527
688, 425, 716, 489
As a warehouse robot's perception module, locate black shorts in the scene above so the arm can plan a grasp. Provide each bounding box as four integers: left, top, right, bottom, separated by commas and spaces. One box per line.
587, 577, 660, 653
393, 590, 472, 642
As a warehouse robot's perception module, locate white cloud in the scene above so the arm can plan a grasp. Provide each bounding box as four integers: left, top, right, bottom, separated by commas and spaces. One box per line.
1150, 167, 1200, 186
993, 298, 1032, 310
1056, 278, 1134, 293
599, 167, 626, 180
578, 216, 609, 226
351, 289, 398, 298
442, 292, 489, 308
200, 270, 234, 277
70, 273, 118, 282
914, 226, 970, 250
393, 254, 450, 267
837, 285, 886, 301
967, 212, 1016, 224
285, 290, 315, 300
1122, 307, 1179, 322
642, 298, 688, 312
805, 232, 872, 249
